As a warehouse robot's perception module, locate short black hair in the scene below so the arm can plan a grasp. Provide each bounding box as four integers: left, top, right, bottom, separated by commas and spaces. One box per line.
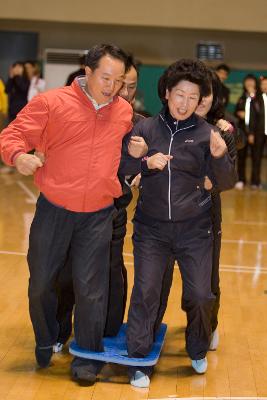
24, 60, 37, 66
242, 74, 258, 94
215, 63, 230, 74
125, 53, 141, 77
206, 70, 225, 124
79, 55, 86, 66
12, 61, 24, 67
85, 44, 130, 73
158, 58, 211, 104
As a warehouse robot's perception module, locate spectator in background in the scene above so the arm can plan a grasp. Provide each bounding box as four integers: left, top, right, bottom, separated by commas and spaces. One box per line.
234, 74, 258, 189
5, 62, 29, 123
66, 55, 86, 86
2, 62, 29, 173
0, 78, 8, 171
0, 78, 8, 132
25, 61, 46, 101
215, 64, 231, 109
249, 76, 267, 189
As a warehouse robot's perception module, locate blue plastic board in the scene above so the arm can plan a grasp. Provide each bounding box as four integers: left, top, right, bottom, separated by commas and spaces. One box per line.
69, 323, 167, 366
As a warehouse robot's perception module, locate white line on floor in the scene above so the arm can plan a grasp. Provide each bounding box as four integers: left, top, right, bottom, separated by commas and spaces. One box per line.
1, 251, 266, 275
0, 250, 27, 256
223, 239, 267, 246
17, 180, 37, 204
124, 261, 267, 274
128, 220, 267, 226
125, 234, 267, 246
151, 397, 267, 400
225, 220, 267, 226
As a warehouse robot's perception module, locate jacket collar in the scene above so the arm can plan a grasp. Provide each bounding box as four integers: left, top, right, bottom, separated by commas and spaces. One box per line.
71, 77, 119, 110
159, 105, 198, 132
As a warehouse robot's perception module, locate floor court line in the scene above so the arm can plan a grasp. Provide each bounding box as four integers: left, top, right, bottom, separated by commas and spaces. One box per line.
149, 398, 267, 400
125, 234, 267, 246
127, 220, 267, 226
124, 261, 267, 274
224, 220, 267, 226
17, 180, 37, 203
0, 250, 27, 256
1, 251, 266, 275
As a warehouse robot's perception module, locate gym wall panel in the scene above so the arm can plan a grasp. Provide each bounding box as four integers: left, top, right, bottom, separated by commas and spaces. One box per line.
1, 0, 267, 33
1, 19, 267, 70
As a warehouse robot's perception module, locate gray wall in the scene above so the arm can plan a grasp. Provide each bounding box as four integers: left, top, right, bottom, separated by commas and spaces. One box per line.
1, 19, 267, 69
2, 0, 267, 33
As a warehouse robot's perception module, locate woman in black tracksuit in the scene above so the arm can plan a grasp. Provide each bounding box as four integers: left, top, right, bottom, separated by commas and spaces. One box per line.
126, 59, 236, 387
152, 70, 243, 352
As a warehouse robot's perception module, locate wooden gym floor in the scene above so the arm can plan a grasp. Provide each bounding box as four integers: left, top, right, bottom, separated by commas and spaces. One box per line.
0, 161, 267, 400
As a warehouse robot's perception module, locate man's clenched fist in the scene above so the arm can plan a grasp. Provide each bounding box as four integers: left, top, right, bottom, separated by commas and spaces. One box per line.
15, 153, 43, 176
128, 136, 148, 158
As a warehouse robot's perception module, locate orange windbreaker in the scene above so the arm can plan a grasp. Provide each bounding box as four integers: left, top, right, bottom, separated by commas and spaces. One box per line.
0, 79, 133, 212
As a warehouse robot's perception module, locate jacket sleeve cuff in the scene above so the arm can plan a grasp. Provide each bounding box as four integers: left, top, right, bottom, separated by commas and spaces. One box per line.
141, 157, 159, 176
11, 151, 26, 165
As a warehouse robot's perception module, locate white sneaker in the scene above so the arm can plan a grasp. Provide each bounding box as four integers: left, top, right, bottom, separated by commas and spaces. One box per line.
251, 184, 262, 190
235, 181, 244, 190
130, 370, 150, 388
209, 327, 219, 350
0, 166, 14, 174
191, 357, 208, 374
53, 342, 64, 353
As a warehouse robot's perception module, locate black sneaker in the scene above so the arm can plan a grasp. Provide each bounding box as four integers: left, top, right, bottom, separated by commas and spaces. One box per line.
71, 357, 104, 386
72, 369, 97, 386
35, 346, 53, 368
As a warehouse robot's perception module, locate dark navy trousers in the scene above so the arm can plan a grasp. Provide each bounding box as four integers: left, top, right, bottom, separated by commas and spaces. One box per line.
127, 211, 215, 361
27, 194, 114, 350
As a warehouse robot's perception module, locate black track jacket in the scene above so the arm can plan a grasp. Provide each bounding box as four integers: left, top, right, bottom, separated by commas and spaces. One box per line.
132, 107, 236, 222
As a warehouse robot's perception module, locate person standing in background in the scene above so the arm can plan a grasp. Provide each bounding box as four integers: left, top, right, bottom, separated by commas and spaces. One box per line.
249, 76, 267, 189
215, 64, 231, 109
66, 55, 86, 86
0, 78, 8, 171
2, 62, 29, 173
235, 74, 258, 190
5, 61, 29, 123
0, 78, 8, 131
25, 61, 46, 101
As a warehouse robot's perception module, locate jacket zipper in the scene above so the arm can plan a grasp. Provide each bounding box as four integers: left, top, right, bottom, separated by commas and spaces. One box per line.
159, 114, 195, 220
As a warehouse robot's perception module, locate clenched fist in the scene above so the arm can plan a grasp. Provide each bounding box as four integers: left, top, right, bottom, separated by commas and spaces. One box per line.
147, 153, 173, 170
216, 119, 232, 132
210, 129, 227, 159
128, 136, 148, 158
15, 153, 43, 176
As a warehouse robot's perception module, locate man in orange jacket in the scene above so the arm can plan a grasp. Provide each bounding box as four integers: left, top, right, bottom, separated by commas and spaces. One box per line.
0, 44, 147, 385
51, 55, 144, 353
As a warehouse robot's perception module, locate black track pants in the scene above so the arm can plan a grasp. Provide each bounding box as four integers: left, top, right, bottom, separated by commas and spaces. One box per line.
27, 194, 114, 350
127, 212, 215, 361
